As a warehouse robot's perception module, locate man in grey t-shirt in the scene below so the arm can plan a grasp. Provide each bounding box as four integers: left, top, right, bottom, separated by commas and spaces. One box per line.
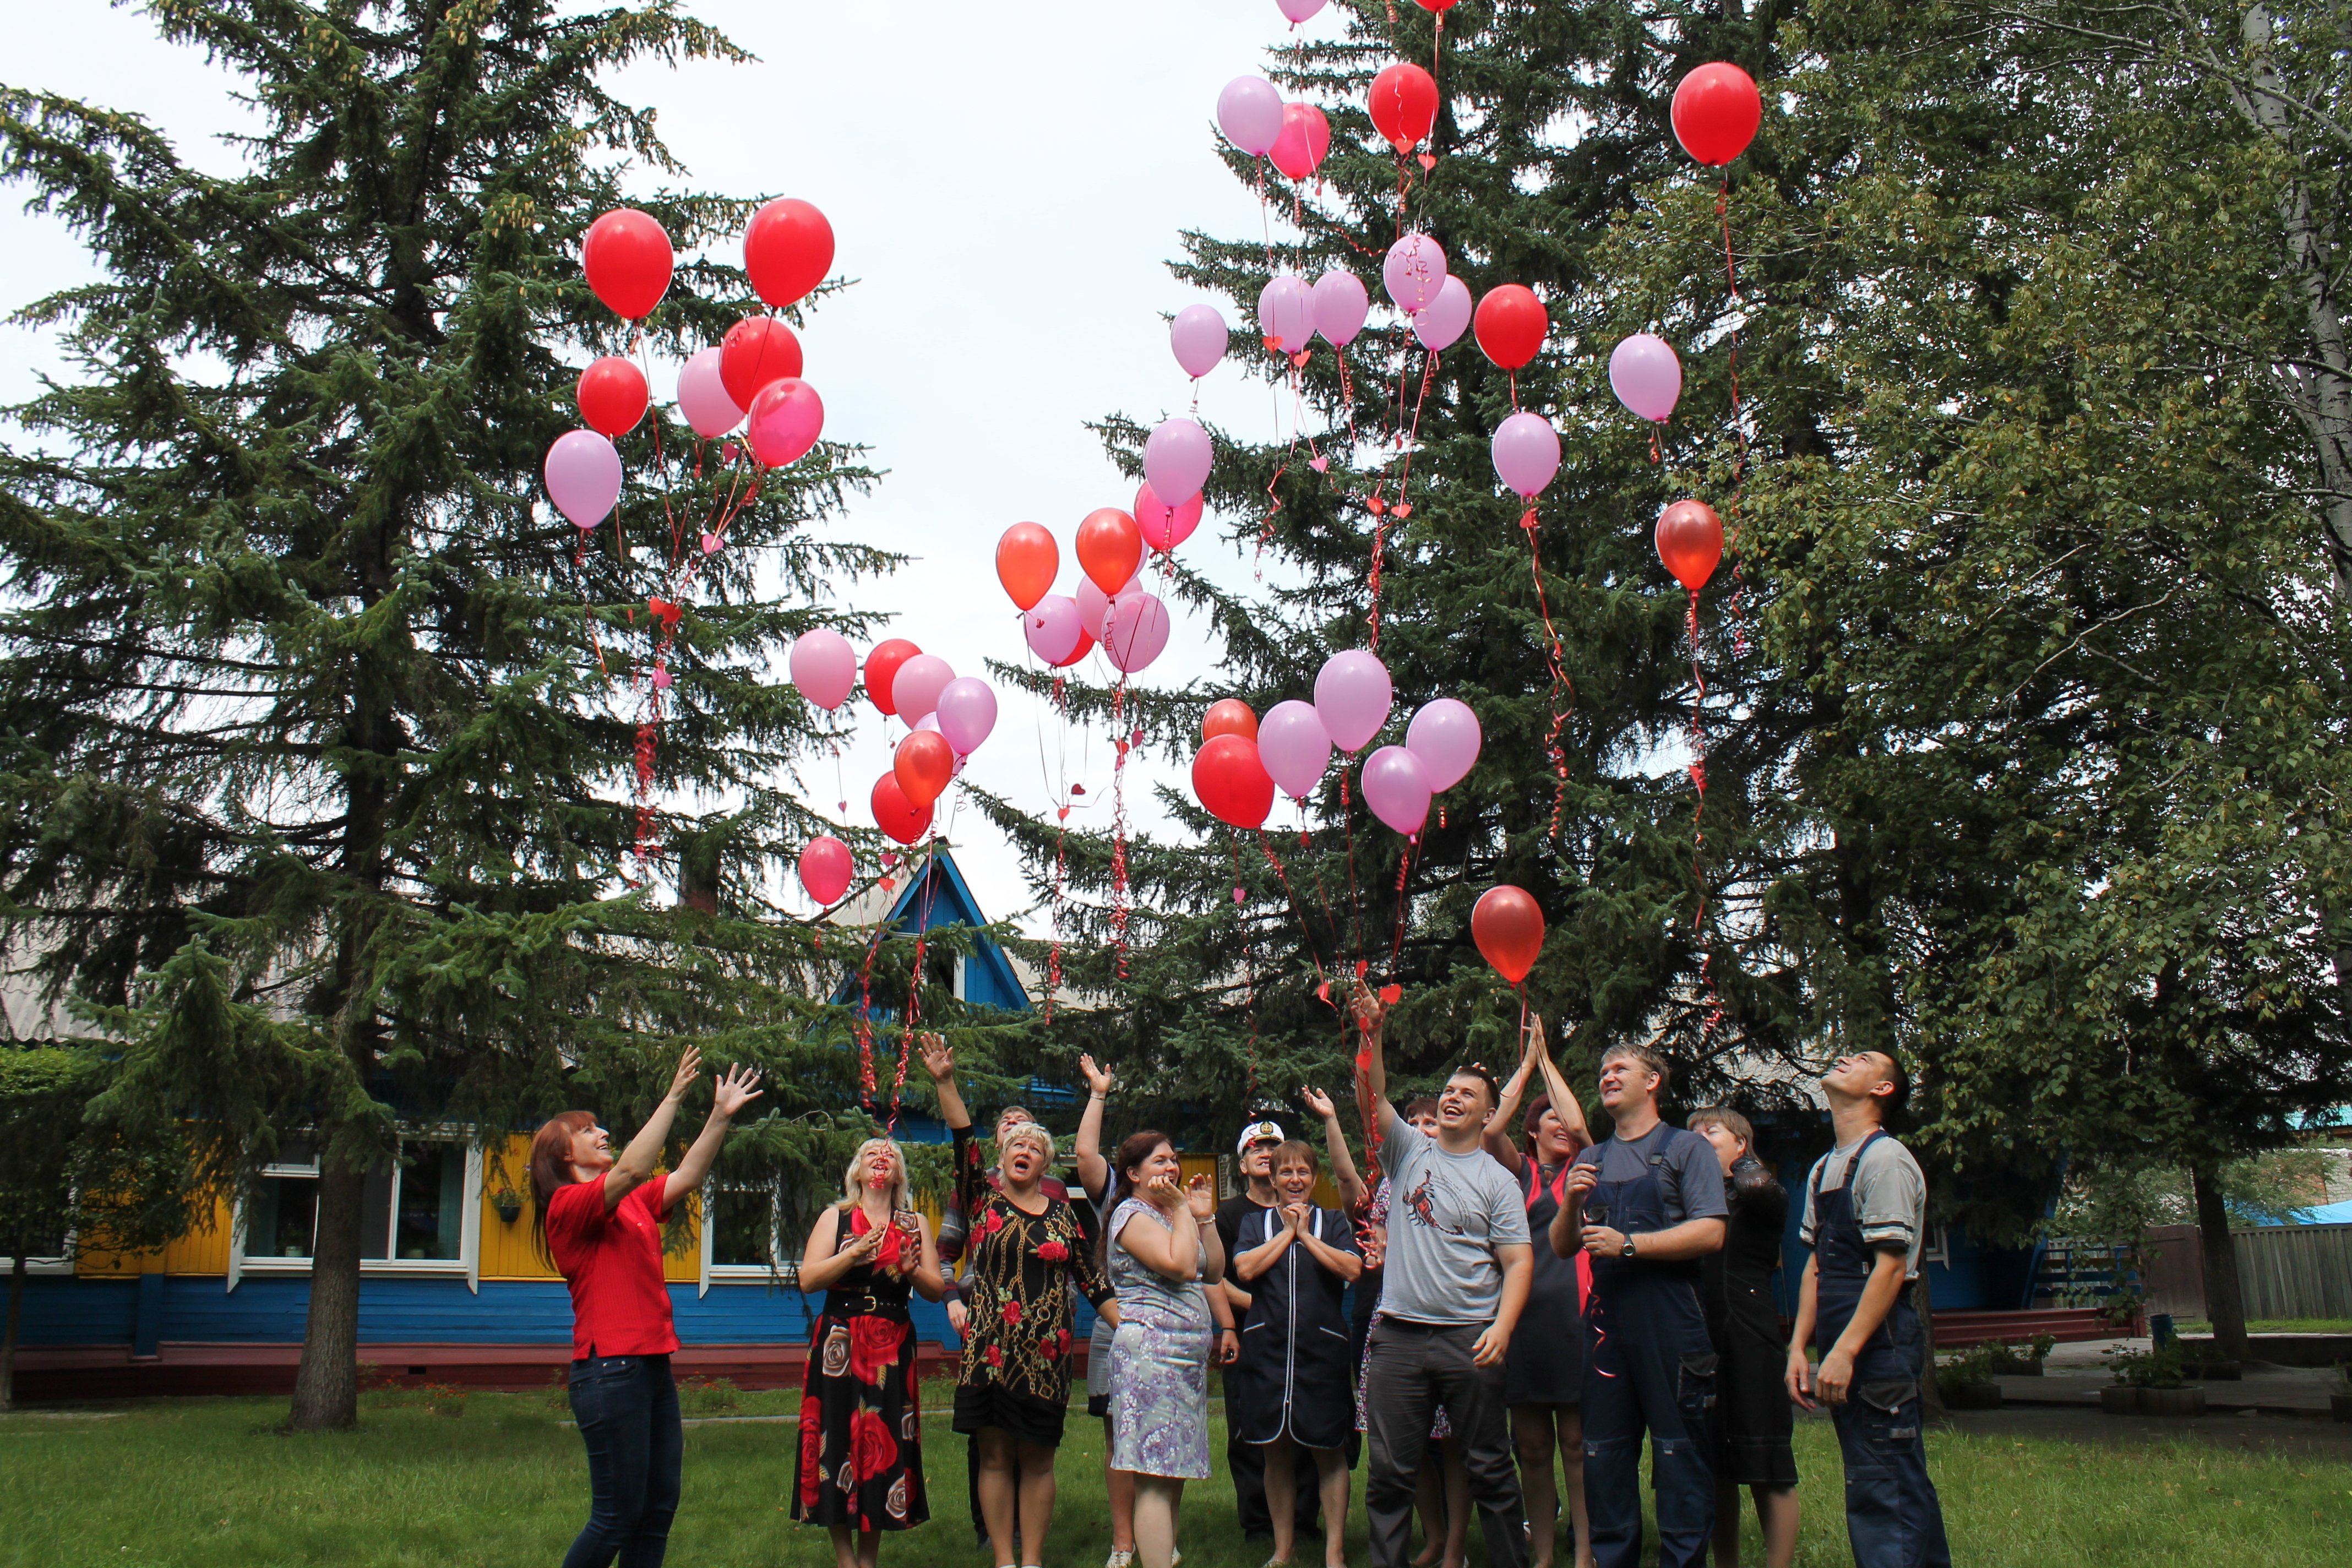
1352, 978, 1533, 1568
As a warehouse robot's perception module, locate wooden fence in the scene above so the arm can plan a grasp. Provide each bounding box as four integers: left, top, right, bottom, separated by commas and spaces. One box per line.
2139, 1222, 2352, 1320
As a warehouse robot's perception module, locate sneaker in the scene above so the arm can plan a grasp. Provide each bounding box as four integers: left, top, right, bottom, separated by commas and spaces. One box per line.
1106, 1554, 1134, 1568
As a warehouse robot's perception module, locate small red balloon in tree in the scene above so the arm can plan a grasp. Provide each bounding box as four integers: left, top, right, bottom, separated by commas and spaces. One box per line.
1471, 884, 1545, 986
864, 639, 922, 717
576, 356, 649, 437
719, 315, 804, 412
995, 522, 1058, 611
1473, 285, 1547, 379
1655, 499, 1724, 592
1202, 699, 1259, 744
743, 198, 835, 309
870, 772, 933, 846
1670, 63, 1762, 168
798, 835, 853, 905
582, 208, 674, 320
1367, 63, 1439, 153
1191, 734, 1275, 830
894, 729, 956, 810
1075, 507, 1144, 596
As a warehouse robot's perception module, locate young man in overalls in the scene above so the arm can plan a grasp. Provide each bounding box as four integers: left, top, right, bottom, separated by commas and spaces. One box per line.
1554, 1043, 1727, 1568
1785, 1050, 1951, 1568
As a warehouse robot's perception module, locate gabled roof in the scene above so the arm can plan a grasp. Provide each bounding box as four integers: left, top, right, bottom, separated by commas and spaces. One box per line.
829, 845, 1030, 1014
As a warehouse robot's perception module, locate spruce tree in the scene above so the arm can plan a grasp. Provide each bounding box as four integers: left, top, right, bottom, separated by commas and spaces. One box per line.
0, 0, 903, 1429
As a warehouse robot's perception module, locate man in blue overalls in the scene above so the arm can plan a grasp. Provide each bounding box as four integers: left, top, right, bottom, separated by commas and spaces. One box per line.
1554, 1043, 1727, 1568
1785, 1050, 1951, 1568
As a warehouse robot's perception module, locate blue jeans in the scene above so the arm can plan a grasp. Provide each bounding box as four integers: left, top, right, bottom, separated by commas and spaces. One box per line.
564, 1353, 683, 1568
1830, 1379, 1950, 1568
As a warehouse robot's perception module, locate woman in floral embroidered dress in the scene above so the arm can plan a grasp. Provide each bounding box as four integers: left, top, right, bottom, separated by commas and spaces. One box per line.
921, 1033, 1119, 1568
793, 1136, 945, 1568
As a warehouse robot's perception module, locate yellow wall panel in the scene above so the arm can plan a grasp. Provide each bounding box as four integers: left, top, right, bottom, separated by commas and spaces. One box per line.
478, 1133, 561, 1281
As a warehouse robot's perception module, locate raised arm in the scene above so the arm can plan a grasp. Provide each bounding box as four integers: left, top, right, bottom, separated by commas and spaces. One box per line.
1302, 1085, 1368, 1211
1349, 977, 1396, 1135
918, 1032, 971, 1132
1533, 1033, 1593, 1150
661, 1062, 763, 1211
1075, 1054, 1114, 1202
606, 1047, 700, 1211
1483, 1017, 1542, 1175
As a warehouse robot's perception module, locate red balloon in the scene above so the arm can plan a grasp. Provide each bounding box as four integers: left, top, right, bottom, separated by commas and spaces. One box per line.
1656, 499, 1725, 591
1075, 507, 1144, 595
1191, 734, 1275, 830
1268, 103, 1332, 182
582, 209, 674, 320
744, 198, 835, 309
996, 522, 1059, 611
864, 639, 921, 716
798, 835, 853, 905
1368, 63, 1439, 152
576, 355, 649, 437
1670, 63, 1762, 168
1414, 0, 1460, 9
719, 315, 804, 412
1203, 699, 1258, 744
1471, 884, 1545, 985
870, 772, 933, 846
1053, 627, 1097, 669
894, 729, 956, 810
1473, 286, 1547, 372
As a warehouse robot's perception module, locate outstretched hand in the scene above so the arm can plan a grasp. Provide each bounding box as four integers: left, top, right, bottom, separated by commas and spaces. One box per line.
665, 1046, 704, 1103
1347, 976, 1389, 1033
1080, 1053, 1115, 1097
917, 1032, 954, 1082
1185, 1173, 1217, 1220
711, 1063, 764, 1119
1299, 1084, 1337, 1120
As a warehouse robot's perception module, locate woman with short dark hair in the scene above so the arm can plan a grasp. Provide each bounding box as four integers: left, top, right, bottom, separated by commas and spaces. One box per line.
528, 1046, 763, 1568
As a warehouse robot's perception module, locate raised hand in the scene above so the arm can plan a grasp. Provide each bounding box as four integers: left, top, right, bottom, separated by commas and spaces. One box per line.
1185, 1173, 1217, 1220
916, 1032, 954, 1082
1300, 1084, 1337, 1120
1080, 1053, 1115, 1097
1347, 975, 1388, 1033
711, 1063, 764, 1119
665, 1046, 704, 1103
1146, 1173, 1184, 1208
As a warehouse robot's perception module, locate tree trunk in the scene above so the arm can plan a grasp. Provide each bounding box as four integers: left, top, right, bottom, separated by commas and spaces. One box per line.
2189, 1164, 2250, 1362
2, 1237, 26, 1412
1913, 1265, 1945, 1419
285, 1159, 364, 1430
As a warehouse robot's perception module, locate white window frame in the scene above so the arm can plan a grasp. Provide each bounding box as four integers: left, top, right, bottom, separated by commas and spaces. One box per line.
0, 1240, 74, 1276
952, 952, 969, 1001
699, 1178, 790, 1295
229, 1136, 483, 1293
1919, 1222, 1951, 1267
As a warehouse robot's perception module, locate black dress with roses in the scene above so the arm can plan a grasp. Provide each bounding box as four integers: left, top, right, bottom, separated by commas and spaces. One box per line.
793, 1207, 929, 1532
948, 1158, 1115, 1449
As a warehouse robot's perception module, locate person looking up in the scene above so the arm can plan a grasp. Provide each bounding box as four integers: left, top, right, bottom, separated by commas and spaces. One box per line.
1687, 1108, 1798, 1568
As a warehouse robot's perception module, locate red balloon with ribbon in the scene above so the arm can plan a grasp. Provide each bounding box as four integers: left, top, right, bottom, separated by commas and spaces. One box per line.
798, 835, 853, 905
1192, 734, 1275, 830
1658, 498, 1726, 934
582, 209, 674, 322
1670, 64, 1762, 167
576, 356, 649, 437
864, 639, 922, 717
893, 729, 956, 810
1472, 884, 1545, 987
870, 772, 933, 846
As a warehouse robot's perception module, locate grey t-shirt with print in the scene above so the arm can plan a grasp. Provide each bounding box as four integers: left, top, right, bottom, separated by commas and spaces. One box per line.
1800, 1134, 1929, 1278
1375, 1103, 1531, 1325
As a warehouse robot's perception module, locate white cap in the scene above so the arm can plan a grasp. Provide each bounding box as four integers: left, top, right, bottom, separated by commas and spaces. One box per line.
1235, 1120, 1285, 1156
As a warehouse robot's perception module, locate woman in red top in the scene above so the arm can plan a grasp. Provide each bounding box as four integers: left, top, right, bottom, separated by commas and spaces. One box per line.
529, 1046, 763, 1568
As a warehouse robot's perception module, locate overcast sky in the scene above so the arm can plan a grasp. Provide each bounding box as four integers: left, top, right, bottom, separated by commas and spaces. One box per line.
1, 0, 1355, 931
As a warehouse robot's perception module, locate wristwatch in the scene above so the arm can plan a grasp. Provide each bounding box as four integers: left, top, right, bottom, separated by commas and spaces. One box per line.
1620, 1236, 1637, 1259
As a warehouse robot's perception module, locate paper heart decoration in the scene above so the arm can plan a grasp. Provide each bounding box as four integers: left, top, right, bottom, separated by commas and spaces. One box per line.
1262, 334, 1282, 352
1309, 456, 1330, 473
1289, 350, 1311, 370
1316, 981, 1332, 1005
1393, 503, 1414, 519
1379, 984, 1402, 1004
1365, 497, 1387, 515
879, 876, 895, 892
1233, 886, 1246, 905
1418, 153, 1437, 170
1354, 960, 1369, 979
1115, 739, 1129, 755
1057, 807, 1070, 820
700, 532, 721, 554
721, 442, 739, 465
1071, 783, 1087, 796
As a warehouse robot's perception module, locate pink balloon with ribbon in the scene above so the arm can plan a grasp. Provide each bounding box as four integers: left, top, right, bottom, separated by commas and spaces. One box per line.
1258, 274, 1314, 355
676, 347, 743, 439
745, 377, 824, 466
1075, 568, 1142, 640
1314, 649, 1393, 753
798, 835, 853, 905
1276, 0, 1328, 19
1144, 417, 1213, 505
1491, 412, 1562, 499
1412, 275, 1473, 352
1362, 745, 1433, 835
1405, 698, 1482, 791
1170, 304, 1228, 379
1608, 334, 1682, 423
1258, 700, 1333, 800
1313, 270, 1369, 347
1383, 233, 1447, 315
787, 628, 857, 711
934, 677, 998, 755
1217, 76, 1284, 156
1024, 595, 1083, 663
1135, 481, 1203, 552
545, 430, 622, 529
1103, 592, 1172, 673
888, 653, 955, 725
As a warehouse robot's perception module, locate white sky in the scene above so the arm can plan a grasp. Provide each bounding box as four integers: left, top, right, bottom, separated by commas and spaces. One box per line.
1, 0, 1359, 931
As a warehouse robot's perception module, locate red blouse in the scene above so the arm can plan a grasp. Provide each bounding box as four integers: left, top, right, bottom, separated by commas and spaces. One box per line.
545, 1178, 679, 1359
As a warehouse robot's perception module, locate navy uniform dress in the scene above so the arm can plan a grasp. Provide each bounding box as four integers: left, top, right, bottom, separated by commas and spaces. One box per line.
1702, 1156, 1796, 1487
1230, 1205, 1362, 1449
1505, 1159, 1589, 1406
1810, 1132, 1951, 1568
1578, 1126, 1723, 1568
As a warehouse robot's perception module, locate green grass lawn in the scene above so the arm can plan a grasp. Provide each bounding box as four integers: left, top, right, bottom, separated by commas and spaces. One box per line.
2, 1381, 2346, 1567
2171, 1319, 2352, 1336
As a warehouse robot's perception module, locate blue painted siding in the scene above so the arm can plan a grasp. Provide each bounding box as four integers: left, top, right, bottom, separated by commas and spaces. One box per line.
13, 1275, 139, 1346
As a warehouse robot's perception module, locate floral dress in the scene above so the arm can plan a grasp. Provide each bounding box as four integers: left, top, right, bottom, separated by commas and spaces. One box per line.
1106, 1197, 1214, 1479
950, 1155, 1115, 1447
793, 1207, 929, 1532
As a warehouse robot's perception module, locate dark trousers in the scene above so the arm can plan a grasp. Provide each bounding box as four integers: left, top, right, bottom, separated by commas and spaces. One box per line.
1582, 1300, 1716, 1568
1831, 1381, 1951, 1568
1364, 1319, 1526, 1568
564, 1353, 683, 1568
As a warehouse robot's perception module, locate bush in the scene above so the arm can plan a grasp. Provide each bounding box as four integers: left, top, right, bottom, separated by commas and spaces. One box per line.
2105, 1342, 2187, 1389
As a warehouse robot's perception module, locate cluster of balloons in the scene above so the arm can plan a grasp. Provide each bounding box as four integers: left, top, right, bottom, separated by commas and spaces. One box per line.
996, 502, 1187, 676
546, 199, 836, 532
1217, 75, 1333, 184
1189, 650, 1483, 838
786, 625, 1001, 850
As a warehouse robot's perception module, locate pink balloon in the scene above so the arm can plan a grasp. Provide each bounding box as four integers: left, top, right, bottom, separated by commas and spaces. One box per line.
1609, 334, 1682, 423
1075, 567, 1142, 639
1404, 698, 1482, 791
889, 652, 955, 723
1413, 275, 1472, 352
1313, 270, 1369, 347
1217, 75, 1284, 156
1103, 592, 1172, 673
1171, 304, 1229, 378
675, 347, 742, 439
1361, 745, 1433, 835
1270, 102, 1332, 179
545, 430, 622, 529
1383, 232, 1447, 315
934, 676, 998, 755
1257, 274, 1314, 354
787, 628, 857, 711
1277, 0, 1328, 19
1314, 649, 1393, 753
1491, 411, 1562, 499
1135, 481, 1203, 552
1144, 417, 1213, 505
1258, 699, 1332, 801
798, 835, 853, 905
745, 377, 824, 466
1025, 595, 1083, 663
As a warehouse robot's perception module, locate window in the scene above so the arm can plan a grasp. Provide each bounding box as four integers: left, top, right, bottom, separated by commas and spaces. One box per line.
0, 1175, 73, 1274
702, 1179, 787, 1291
238, 1137, 478, 1276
